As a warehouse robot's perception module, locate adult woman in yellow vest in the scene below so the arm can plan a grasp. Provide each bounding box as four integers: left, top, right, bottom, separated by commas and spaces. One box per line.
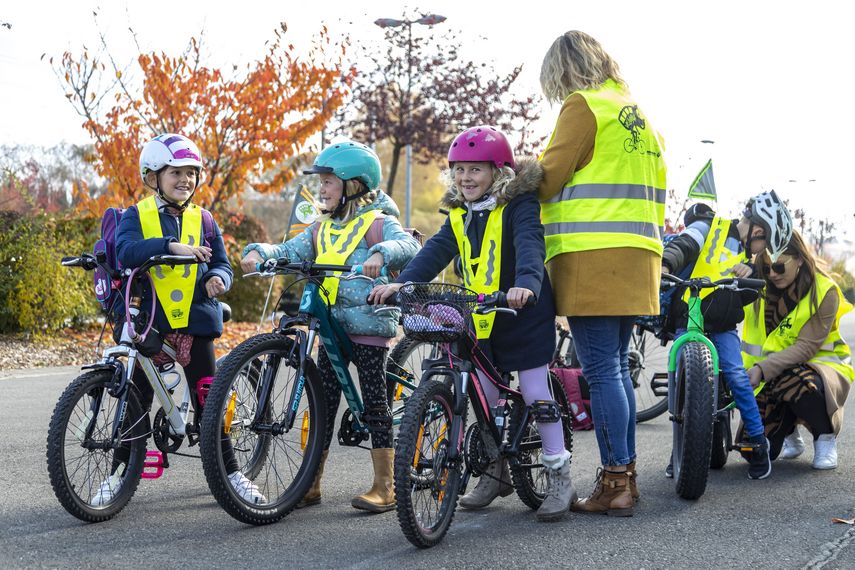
241, 141, 420, 512
537, 31, 667, 515
113, 134, 264, 505
743, 231, 853, 469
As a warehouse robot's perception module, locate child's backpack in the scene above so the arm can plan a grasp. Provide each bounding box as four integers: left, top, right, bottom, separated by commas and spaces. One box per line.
92, 206, 216, 314
551, 367, 593, 430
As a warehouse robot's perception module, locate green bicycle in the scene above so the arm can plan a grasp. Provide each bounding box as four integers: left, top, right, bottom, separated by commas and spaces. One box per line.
198, 258, 425, 525
662, 272, 765, 500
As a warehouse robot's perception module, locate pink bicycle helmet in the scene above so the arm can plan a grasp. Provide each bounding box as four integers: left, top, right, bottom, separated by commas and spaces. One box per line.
447, 126, 515, 170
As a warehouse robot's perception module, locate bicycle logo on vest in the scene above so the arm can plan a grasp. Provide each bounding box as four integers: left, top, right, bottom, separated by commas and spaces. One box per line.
619, 104, 647, 154
777, 316, 794, 335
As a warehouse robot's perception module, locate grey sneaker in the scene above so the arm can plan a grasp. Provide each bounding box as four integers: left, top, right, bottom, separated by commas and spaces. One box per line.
780, 429, 806, 459
537, 455, 577, 522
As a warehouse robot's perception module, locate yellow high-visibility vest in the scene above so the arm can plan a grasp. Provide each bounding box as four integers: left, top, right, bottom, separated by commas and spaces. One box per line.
138, 196, 201, 329
742, 273, 854, 381
315, 211, 377, 305
449, 205, 505, 339
683, 216, 747, 302
540, 79, 667, 262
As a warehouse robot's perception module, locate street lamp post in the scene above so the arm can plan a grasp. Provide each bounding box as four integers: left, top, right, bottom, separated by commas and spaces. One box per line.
374, 14, 447, 228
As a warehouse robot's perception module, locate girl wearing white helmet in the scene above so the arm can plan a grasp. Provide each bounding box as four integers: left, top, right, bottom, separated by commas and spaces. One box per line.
101, 134, 265, 506
241, 139, 421, 513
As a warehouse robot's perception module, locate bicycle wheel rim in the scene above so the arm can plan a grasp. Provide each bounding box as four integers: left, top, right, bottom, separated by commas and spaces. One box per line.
208, 343, 323, 513
48, 371, 146, 519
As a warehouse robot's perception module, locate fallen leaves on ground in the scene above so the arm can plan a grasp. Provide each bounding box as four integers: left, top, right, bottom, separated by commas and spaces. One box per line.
832, 517, 855, 525
0, 322, 264, 370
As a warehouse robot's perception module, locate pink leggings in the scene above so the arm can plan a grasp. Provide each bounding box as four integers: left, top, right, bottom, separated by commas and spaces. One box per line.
475, 364, 566, 456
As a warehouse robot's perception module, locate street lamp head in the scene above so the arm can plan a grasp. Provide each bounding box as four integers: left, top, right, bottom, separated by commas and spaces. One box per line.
416, 14, 447, 25
374, 18, 405, 28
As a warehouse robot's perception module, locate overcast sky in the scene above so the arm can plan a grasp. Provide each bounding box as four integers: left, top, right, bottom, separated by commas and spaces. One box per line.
1, 0, 853, 240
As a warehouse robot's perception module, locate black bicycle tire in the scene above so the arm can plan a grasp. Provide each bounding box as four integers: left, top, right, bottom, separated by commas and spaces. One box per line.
709, 378, 730, 470
387, 337, 436, 400
199, 333, 326, 525
394, 379, 461, 548
673, 341, 715, 500
508, 372, 575, 510
46, 369, 147, 522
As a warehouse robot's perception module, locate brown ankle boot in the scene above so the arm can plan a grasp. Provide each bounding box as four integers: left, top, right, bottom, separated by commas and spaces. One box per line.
297, 449, 328, 509
626, 461, 639, 502
351, 448, 395, 513
571, 468, 634, 516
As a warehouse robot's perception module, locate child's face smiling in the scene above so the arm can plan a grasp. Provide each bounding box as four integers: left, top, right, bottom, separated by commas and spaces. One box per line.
318, 173, 344, 211
159, 165, 198, 204
453, 162, 493, 202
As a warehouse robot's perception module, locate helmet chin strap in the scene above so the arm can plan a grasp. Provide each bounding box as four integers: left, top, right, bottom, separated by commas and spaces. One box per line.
323, 185, 371, 219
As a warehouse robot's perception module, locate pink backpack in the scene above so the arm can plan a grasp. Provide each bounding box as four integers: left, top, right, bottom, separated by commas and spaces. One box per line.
552, 367, 593, 430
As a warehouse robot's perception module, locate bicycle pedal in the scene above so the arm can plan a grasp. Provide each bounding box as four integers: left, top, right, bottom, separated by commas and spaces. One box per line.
141, 450, 165, 479
735, 441, 760, 453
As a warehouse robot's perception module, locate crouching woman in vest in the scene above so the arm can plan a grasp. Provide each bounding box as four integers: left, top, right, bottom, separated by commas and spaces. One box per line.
241, 141, 420, 512
742, 230, 854, 469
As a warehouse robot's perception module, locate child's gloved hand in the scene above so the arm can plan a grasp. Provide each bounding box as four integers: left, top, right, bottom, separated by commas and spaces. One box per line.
169, 241, 212, 262
240, 250, 264, 274
206, 276, 226, 298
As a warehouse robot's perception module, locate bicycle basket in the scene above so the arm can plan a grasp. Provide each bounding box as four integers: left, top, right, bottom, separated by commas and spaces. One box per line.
398, 283, 477, 343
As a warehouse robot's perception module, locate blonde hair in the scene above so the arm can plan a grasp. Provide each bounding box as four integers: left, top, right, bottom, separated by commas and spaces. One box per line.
445, 163, 516, 204
316, 179, 377, 224
540, 31, 626, 104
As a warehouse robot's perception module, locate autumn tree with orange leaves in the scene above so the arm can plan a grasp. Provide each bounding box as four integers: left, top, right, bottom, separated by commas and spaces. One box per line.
52, 22, 352, 216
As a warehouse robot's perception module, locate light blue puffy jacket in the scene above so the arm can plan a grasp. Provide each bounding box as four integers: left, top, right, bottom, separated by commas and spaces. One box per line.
243, 192, 420, 338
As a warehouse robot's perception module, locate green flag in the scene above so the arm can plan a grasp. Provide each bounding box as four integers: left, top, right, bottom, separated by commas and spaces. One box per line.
688, 159, 717, 201
286, 184, 319, 240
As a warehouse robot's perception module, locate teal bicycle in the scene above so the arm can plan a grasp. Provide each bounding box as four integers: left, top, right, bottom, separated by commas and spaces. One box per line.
198, 258, 424, 525
661, 272, 765, 499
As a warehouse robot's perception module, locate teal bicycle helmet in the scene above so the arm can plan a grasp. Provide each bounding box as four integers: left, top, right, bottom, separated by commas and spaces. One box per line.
303, 140, 382, 190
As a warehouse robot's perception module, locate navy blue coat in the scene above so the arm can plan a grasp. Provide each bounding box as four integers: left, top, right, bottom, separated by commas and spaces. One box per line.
116, 199, 232, 338
397, 161, 556, 372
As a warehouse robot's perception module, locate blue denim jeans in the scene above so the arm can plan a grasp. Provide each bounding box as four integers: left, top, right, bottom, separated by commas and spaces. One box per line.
568, 316, 636, 466
675, 328, 764, 438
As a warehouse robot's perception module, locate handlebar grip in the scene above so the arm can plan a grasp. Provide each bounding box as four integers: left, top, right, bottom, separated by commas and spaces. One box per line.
61, 256, 79, 266
365, 291, 399, 306
353, 265, 387, 277
736, 277, 766, 290
482, 291, 536, 309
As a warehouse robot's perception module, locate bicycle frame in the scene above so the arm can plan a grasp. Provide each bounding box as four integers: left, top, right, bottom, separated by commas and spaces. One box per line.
268, 270, 416, 439
422, 337, 532, 472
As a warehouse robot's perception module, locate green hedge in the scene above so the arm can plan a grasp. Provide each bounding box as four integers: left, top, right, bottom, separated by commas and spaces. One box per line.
219, 213, 278, 323
0, 212, 99, 334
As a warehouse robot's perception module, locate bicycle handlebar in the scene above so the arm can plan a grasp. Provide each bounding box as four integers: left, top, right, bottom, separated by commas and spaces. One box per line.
661, 273, 765, 292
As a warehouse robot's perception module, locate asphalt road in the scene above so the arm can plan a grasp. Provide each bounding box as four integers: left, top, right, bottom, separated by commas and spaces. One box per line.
1, 314, 853, 569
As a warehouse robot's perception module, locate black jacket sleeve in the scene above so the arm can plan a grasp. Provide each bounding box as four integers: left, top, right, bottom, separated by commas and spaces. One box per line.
395, 217, 458, 283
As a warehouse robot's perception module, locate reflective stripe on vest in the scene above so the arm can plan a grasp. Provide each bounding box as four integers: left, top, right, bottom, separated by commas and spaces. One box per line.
314, 211, 377, 305
138, 196, 201, 329
683, 216, 746, 302
449, 205, 505, 339
540, 79, 667, 261
742, 273, 854, 382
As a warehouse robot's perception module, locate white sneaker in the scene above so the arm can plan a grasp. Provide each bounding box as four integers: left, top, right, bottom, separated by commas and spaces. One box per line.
91, 474, 122, 506
779, 429, 806, 459
812, 434, 838, 470
228, 471, 267, 504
